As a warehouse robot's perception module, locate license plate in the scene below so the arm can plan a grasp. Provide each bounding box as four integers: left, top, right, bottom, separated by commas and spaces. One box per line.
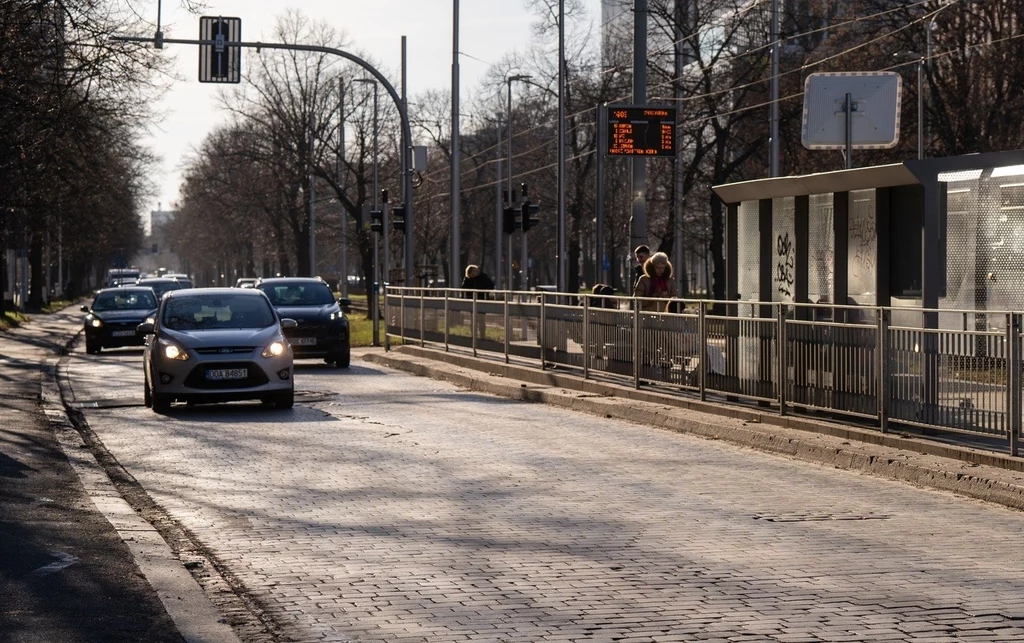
291, 337, 317, 346
112, 330, 135, 337
206, 368, 247, 380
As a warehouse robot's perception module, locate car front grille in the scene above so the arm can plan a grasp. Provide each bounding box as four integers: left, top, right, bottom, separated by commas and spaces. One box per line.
183, 361, 270, 389
286, 324, 347, 339
194, 346, 256, 355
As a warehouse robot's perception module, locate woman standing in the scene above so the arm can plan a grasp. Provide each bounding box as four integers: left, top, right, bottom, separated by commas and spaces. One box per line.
633, 252, 678, 312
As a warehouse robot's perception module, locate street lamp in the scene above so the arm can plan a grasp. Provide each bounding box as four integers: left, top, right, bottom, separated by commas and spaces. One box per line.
354, 77, 382, 346
506, 74, 532, 290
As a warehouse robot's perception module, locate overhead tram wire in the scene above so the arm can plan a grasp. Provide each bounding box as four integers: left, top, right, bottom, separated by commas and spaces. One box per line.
417, 0, 950, 181
416, 0, 968, 186
426, 26, 1024, 204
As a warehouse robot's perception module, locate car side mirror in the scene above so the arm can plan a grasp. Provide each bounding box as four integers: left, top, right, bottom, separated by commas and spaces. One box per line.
80, 305, 90, 313
136, 322, 154, 335
280, 318, 298, 329
337, 298, 351, 309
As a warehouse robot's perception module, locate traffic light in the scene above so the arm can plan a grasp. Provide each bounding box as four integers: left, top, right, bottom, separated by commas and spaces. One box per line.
503, 206, 520, 234
370, 208, 383, 234
391, 204, 406, 233
381, 188, 389, 204
520, 200, 539, 232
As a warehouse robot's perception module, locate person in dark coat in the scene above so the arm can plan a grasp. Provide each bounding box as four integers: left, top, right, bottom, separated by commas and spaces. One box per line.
461, 264, 494, 297
632, 244, 650, 291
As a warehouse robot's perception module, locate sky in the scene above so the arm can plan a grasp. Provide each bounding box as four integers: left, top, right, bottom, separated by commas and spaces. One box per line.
141, 0, 604, 219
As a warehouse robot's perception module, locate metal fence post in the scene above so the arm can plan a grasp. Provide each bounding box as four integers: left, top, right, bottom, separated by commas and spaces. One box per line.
472, 291, 478, 357
583, 294, 591, 379
399, 290, 406, 346
420, 288, 425, 347
698, 304, 707, 401
633, 304, 641, 389
503, 291, 510, 364
778, 304, 787, 416
444, 290, 450, 352
878, 307, 890, 433
1007, 312, 1021, 456
539, 292, 546, 370
384, 285, 390, 352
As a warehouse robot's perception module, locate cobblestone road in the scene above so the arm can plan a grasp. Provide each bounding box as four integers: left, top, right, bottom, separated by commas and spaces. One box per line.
65, 348, 1024, 642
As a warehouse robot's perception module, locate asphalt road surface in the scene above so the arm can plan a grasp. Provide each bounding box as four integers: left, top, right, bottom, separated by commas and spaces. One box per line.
63, 344, 1024, 643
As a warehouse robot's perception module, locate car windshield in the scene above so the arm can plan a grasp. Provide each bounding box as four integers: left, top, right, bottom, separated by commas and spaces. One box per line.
259, 282, 335, 306
142, 281, 181, 298
92, 291, 157, 312
162, 294, 276, 331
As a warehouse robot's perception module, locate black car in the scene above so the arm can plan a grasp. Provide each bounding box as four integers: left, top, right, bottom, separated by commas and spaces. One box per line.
81, 287, 158, 354
136, 277, 183, 299
255, 277, 351, 368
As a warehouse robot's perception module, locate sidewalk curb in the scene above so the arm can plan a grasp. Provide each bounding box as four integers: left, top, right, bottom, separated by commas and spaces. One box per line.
38, 322, 247, 643
364, 347, 1024, 512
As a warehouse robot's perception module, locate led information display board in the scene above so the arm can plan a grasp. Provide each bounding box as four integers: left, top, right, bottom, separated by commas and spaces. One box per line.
607, 106, 677, 157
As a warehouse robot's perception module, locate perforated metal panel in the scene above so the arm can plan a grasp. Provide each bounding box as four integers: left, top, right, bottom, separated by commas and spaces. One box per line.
772, 197, 795, 303
737, 200, 760, 302
848, 189, 876, 306
808, 193, 834, 304
941, 174, 981, 313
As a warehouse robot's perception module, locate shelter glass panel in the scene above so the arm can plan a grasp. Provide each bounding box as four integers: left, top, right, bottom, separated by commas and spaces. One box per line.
808, 193, 834, 305
991, 172, 1024, 313
737, 200, 760, 303
940, 172, 981, 314
848, 189, 876, 306
771, 196, 795, 303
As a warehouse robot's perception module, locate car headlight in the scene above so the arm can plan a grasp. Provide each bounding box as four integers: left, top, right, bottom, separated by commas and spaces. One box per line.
89, 317, 103, 328
262, 340, 287, 358
159, 339, 190, 361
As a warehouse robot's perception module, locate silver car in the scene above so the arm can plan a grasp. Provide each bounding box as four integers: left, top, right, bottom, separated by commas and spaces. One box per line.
139, 288, 296, 413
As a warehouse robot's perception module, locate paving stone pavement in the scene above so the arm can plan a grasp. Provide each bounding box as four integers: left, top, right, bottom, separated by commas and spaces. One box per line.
65, 347, 1024, 643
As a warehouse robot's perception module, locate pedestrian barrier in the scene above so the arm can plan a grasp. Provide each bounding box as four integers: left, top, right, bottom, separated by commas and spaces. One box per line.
383, 287, 1023, 456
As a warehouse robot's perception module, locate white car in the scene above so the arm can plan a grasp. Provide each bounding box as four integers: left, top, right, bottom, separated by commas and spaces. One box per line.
138, 288, 296, 413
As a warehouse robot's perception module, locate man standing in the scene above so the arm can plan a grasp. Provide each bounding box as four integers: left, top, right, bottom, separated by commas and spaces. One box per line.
632, 244, 650, 291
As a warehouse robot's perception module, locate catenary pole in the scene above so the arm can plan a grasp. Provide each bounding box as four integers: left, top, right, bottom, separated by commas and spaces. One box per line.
450, 0, 461, 289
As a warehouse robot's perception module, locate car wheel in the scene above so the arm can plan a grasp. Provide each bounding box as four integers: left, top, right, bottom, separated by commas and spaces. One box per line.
152, 392, 172, 414
143, 375, 153, 408
333, 347, 351, 369
273, 385, 294, 410
86, 340, 100, 354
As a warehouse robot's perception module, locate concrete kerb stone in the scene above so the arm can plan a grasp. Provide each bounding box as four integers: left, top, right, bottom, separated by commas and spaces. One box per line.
363, 346, 1024, 513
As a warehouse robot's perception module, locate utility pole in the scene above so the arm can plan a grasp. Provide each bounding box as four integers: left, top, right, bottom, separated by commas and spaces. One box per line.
507, 74, 531, 290
769, 0, 780, 177
629, 0, 648, 253
495, 124, 502, 287
338, 76, 348, 297
557, 0, 567, 293
450, 0, 461, 289
308, 114, 316, 277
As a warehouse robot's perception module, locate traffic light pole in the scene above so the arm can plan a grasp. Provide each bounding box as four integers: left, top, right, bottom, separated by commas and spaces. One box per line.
111, 33, 417, 289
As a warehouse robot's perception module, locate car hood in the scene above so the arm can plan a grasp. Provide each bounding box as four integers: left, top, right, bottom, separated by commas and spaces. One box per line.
161, 326, 282, 348
274, 304, 341, 322
91, 309, 156, 323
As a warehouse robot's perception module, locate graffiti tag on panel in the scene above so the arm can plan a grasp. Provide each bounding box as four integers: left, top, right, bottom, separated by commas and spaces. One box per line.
776, 232, 795, 297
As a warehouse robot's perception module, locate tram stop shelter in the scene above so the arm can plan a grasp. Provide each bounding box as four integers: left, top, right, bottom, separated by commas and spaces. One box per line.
710, 150, 1024, 442
712, 149, 1024, 328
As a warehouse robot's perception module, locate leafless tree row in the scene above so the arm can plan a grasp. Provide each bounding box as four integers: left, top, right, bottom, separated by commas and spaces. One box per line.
0, 0, 173, 310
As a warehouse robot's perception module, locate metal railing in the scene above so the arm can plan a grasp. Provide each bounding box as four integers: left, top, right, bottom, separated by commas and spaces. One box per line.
383, 287, 1023, 456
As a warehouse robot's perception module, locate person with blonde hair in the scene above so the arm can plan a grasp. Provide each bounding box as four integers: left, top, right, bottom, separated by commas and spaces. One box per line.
633, 251, 678, 312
